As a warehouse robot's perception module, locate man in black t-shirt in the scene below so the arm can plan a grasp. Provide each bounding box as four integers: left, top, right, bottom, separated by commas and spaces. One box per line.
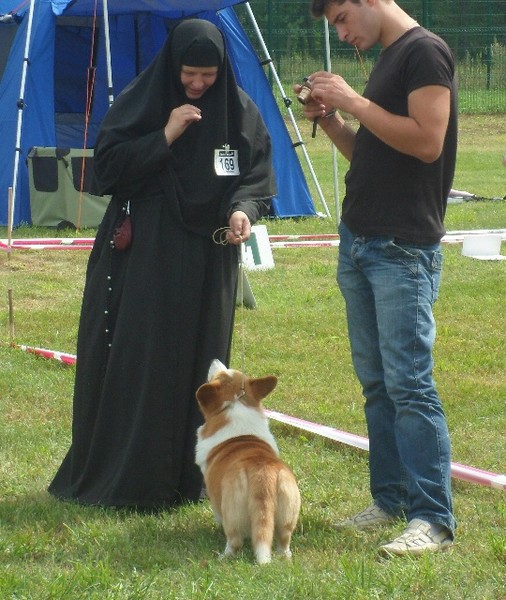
296, 0, 457, 556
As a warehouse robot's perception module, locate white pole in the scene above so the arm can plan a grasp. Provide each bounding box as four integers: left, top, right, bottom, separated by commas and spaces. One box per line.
10, 0, 37, 227
102, 0, 114, 106
7, 187, 13, 257
244, 2, 331, 218
324, 17, 340, 226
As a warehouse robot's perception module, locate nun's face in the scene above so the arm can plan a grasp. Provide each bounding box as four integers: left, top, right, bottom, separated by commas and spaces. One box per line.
180, 65, 219, 99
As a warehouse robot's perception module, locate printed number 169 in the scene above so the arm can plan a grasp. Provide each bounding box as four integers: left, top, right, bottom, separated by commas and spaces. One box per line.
220, 158, 235, 171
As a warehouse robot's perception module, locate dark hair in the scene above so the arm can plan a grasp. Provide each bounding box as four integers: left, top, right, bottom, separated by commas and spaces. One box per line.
311, 0, 362, 18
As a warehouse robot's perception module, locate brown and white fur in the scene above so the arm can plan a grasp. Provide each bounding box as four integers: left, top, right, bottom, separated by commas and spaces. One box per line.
195, 359, 301, 565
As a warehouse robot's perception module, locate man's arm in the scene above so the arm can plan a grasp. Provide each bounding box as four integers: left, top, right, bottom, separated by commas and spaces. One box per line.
318, 112, 357, 162
308, 71, 451, 164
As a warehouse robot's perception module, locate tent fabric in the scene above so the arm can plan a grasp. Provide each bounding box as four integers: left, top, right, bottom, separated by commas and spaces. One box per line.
0, 0, 316, 226
52, 0, 245, 17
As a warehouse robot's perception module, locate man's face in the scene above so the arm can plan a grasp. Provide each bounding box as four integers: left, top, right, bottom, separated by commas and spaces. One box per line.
180, 65, 219, 99
325, 0, 380, 50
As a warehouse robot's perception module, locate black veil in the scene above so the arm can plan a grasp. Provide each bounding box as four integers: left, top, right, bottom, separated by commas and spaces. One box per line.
92, 19, 275, 235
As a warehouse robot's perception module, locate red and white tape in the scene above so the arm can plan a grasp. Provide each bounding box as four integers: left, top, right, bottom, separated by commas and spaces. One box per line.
266, 409, 506, 491
14, 344, 77, 365
0, 238, 94, 251
269, 230, 506, 249
8, 343, 505, 491
2, 229, 505, 252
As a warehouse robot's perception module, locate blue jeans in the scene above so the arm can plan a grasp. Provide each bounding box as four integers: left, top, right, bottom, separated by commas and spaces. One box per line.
337, 222, 456, 534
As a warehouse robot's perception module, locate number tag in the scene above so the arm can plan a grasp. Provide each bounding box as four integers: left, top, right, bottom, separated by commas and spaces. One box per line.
214, 148, 240, 176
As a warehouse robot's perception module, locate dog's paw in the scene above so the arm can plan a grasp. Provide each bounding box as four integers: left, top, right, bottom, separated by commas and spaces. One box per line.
254, 543, 272, 565
276, 546, 293, 560
221, 541, 240, 560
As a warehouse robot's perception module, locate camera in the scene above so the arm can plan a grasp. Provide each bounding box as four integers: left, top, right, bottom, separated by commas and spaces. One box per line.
296, 77, 312, 105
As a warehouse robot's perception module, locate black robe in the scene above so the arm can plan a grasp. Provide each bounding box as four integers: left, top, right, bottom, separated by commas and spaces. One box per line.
48, 19, 275, 508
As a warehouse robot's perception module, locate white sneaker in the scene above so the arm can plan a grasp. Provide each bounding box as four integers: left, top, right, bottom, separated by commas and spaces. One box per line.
379, 518, 453, 556
335, 503, 397, 530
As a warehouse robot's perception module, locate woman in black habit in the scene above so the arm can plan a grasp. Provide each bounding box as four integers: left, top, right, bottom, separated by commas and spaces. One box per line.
48, 19, 275, 509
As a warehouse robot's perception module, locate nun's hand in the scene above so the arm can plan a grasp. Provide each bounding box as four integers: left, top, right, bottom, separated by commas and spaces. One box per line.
164, 104, 202, 145
227, 211, 251, 245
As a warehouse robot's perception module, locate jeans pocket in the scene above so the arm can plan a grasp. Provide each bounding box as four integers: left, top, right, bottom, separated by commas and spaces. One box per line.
430, 250, 443, 303
385, 240, 420, 275
384, 242, 443, 303
431, 250, 443, 273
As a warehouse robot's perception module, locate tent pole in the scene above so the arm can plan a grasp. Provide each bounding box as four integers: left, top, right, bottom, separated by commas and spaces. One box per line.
7, 187, 13, 258
324, 17, 340, 226
244, 2, 331, 218
10, 0, 37, 227
102, 0, 114, 106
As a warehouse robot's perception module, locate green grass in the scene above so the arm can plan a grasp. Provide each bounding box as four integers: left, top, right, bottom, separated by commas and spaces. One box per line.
1, 115, 505, 599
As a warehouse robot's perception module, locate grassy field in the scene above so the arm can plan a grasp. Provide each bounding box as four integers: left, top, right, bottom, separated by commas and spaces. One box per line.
0, 115, 505, 599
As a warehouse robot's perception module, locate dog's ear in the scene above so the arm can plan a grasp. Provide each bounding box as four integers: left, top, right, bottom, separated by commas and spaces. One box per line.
207, 358, 228, 381
248, 375, 278, 401
196, 382, 221, 408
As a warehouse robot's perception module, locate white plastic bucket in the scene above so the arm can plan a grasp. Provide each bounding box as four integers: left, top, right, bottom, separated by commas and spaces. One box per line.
462, 234, 502, 257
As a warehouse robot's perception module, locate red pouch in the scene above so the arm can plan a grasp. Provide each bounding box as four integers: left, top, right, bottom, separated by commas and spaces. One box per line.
112, 206, 132, 251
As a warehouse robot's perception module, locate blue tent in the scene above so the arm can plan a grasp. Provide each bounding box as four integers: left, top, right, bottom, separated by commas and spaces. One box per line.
0, 0, 317, 226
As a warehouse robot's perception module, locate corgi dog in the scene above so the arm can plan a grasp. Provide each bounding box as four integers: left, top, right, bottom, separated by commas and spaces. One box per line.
195, 359, 301, 565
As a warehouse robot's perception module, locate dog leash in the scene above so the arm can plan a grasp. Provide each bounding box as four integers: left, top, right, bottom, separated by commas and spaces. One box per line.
238, 241, 248, 393
212, 227, 247, 392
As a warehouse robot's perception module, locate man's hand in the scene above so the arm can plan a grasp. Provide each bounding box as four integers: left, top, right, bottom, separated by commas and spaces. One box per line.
307, 71, 363, 115
294, 76, 357, 161
293, 81, 328, 122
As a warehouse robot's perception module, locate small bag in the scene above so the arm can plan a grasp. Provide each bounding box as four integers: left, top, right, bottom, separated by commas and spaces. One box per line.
112, 201, 132, 251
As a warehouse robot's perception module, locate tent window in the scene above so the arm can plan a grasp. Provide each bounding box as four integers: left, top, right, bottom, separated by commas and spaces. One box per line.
54, 23, 97, 114
0, 22, 19, 81
70, 156, 95, 192
28, 154, 59, 193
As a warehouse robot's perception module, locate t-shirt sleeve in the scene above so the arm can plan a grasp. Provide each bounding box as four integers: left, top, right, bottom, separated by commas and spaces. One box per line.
404, 37, 455, 95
